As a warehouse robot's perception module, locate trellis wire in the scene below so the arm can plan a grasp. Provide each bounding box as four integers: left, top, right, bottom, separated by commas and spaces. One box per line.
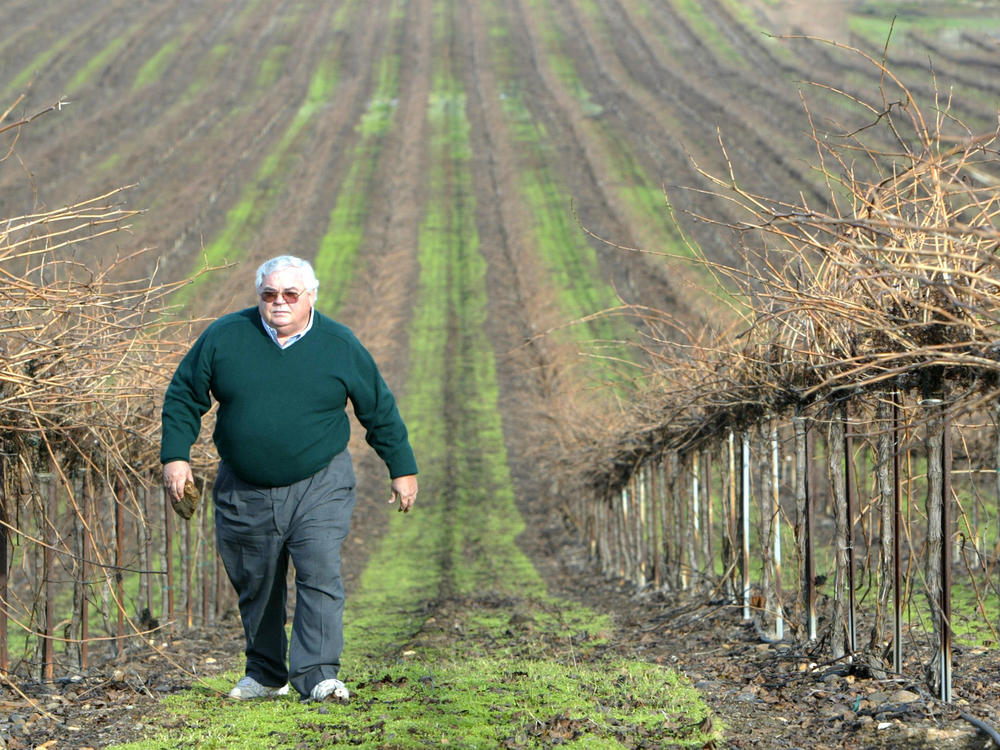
0, 461, 228, 678
577, 395, 986, 700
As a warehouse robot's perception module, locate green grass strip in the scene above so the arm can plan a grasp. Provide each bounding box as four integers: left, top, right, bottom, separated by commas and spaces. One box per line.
132, 38, 183, 90
8, 50, 60, 97
668, 0, 743, 65
256, 44, 290, 88
850, 3, 1000, 47
114, 655, 712, 749
67, 35, 128, 92
547, 52, 605, 117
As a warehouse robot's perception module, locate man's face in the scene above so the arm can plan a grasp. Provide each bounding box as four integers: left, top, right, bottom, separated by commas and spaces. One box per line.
257, 266, 314, 337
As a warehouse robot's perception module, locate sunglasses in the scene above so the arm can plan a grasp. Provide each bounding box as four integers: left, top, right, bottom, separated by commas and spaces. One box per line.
260, 288, 306, 303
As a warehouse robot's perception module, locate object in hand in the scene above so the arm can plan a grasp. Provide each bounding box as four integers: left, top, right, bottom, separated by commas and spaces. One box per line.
173, 481, 200, 519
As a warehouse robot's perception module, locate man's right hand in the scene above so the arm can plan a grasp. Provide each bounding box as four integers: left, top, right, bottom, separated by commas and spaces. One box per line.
163, 460, 195, 502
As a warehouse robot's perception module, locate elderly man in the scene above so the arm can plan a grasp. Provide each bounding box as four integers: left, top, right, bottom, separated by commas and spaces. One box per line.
160, 255, 418, 703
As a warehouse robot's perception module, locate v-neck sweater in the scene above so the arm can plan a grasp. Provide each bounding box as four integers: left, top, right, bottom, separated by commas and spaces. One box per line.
160, 307, 417, 487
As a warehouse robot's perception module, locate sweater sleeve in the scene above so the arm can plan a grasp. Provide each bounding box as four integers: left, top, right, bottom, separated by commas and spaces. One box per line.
346, 340, 418, 478
160, 331, 215, 464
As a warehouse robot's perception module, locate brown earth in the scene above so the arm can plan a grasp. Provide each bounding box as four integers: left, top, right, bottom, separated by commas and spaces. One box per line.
3, 1, 1000, 748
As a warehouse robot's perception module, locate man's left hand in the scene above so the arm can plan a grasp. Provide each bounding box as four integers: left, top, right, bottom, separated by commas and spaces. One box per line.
390, 475, 418, 513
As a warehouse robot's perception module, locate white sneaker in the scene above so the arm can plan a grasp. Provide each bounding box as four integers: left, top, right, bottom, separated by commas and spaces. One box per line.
228, 675, 290, 700
310, 678, 350, 703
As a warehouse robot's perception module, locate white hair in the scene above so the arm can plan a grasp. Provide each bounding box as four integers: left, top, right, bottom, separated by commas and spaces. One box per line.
255, 256, 319, 297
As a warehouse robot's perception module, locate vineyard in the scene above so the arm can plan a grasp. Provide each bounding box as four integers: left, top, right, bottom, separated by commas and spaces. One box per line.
3, 0, 1000, 748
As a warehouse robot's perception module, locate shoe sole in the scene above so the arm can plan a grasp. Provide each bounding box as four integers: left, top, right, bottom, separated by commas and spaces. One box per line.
228, 684, 290, 700
304, 690, 350, 704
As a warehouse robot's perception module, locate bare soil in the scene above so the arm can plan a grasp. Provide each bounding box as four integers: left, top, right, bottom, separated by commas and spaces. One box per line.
517, 499, 1000, 750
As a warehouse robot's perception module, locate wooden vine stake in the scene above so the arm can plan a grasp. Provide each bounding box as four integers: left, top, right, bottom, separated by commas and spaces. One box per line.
995, 405, 1000, 576
828, 404, 848, 660
759, 424, 775, 635
651, 458, 662, 587
701, 450, 713, 586
201, 482, 212, 624
770, 422, 783, 640
725, 431, 738, 602
80, 471, 92, 669
184, 496, 193, 627
892, 393, 903, 674
690, 452, 700, 588
163, 486, 175, 623
636, 468, 645, 586
115, 477, 126, 654
872, 395, 894, 660
0, 448, 7, 673
672, 453, 684, 589
941, 406, 952, 702
141, 482, 154, 623
42, 468, 56, 680
741, 431, 751, 621
657, 459, 668, 587
794, 411, 816, 640
923, 394, 953, 700
844, 405, 857, 656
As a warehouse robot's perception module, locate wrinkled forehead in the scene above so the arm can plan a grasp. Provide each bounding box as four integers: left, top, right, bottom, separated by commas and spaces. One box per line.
260, 266, 307, 290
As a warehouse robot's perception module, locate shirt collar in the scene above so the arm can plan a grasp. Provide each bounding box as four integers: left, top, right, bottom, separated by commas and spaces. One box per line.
260, 307, 314, 349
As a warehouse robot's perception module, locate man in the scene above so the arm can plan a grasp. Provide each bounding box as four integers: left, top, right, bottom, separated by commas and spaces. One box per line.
160, 255, 418, 703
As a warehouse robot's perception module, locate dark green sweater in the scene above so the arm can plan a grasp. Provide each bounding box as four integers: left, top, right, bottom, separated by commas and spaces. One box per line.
160, 308, 417, 487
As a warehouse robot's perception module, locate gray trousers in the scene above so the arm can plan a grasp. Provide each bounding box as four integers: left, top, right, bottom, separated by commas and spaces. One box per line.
213, 450, 356, 698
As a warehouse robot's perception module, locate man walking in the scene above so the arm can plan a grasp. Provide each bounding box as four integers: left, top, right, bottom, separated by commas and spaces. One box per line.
160, 255, 418, 703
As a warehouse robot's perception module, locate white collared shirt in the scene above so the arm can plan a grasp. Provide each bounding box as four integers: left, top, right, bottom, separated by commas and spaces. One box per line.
260, 307, 314, 349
